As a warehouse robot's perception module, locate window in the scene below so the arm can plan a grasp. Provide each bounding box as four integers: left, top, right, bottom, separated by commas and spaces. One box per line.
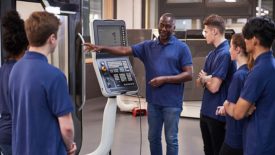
258, 0, 273, 17
175, 19, 202, 31
224, 17, 247, 33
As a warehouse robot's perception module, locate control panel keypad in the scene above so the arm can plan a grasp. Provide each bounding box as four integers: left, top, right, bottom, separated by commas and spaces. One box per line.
98, 59, 136, 90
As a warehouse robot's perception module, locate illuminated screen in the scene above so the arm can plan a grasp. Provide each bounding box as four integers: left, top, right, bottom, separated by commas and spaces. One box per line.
97, 26, 122, 46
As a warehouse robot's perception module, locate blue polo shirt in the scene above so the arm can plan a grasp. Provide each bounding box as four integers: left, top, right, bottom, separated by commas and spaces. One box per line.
0, 59, 16, 145
9, 51, 74, 155
240, 51, 275, 155
132, 36, 192, 107
201, 40, 236, 121
224, 64, 248, 149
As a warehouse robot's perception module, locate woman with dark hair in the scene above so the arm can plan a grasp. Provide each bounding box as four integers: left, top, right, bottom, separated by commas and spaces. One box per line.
0, 10, 28, 155
216, 33, 252, 155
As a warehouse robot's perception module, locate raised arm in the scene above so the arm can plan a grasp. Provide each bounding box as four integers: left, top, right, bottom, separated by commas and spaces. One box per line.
83, 43, 132, 56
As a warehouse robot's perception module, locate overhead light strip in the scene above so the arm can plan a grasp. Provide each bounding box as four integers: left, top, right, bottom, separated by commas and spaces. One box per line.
224, 0, 237, 2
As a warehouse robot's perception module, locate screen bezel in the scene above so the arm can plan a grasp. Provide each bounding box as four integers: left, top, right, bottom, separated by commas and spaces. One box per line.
93, 20, 127, 58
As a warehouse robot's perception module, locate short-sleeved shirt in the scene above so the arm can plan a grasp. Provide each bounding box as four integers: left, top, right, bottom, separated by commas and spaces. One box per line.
0, 59, 16, 145
132, 36, 192, 108
224, 64, 249, 149
240, 51, 275, 155
201, 40, 236, 121
9, 51, 74, 155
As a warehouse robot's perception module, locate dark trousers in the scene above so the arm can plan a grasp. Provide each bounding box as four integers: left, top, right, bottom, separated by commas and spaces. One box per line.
200, 114, 225, 155
219, 143, 243, 155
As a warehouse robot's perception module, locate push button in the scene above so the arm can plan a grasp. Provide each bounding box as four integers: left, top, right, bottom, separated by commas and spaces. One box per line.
101, 66, 107, 72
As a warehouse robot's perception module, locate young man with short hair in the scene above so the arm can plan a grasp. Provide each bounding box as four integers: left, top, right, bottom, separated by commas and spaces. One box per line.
9, 11, 76, 155
197, 14, 236, 155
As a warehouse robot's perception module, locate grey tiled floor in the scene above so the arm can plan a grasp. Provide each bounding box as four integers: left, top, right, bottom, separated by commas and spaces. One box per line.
79, 97, 204, 155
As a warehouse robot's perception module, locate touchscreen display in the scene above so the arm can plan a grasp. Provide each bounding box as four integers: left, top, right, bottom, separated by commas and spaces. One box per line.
97, 26, 122, 46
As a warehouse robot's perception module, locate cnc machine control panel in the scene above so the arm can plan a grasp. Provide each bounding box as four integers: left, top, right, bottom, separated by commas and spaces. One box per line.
98, 58, 137, 90
91, 20, 138, 97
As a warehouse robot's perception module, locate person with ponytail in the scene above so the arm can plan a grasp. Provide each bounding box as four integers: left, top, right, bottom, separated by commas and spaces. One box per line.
0, 10, 28, 155
216, 33, 251, 155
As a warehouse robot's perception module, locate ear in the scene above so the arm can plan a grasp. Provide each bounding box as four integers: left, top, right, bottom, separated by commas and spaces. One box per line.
252, 36, 258, 46
236, 46, 241, 54
48, 34, 56, 44
212, 28, 218, 36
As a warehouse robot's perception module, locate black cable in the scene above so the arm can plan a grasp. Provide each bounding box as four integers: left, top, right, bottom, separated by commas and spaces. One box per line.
136, 92, 142, 155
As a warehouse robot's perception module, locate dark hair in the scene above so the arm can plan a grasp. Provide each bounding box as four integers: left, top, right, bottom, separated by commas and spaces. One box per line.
25, 11, 60, 47
2, 10, 28, 58
242, 16, 275, 48
203, 14, 225, 34
160, 13, 176, 24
